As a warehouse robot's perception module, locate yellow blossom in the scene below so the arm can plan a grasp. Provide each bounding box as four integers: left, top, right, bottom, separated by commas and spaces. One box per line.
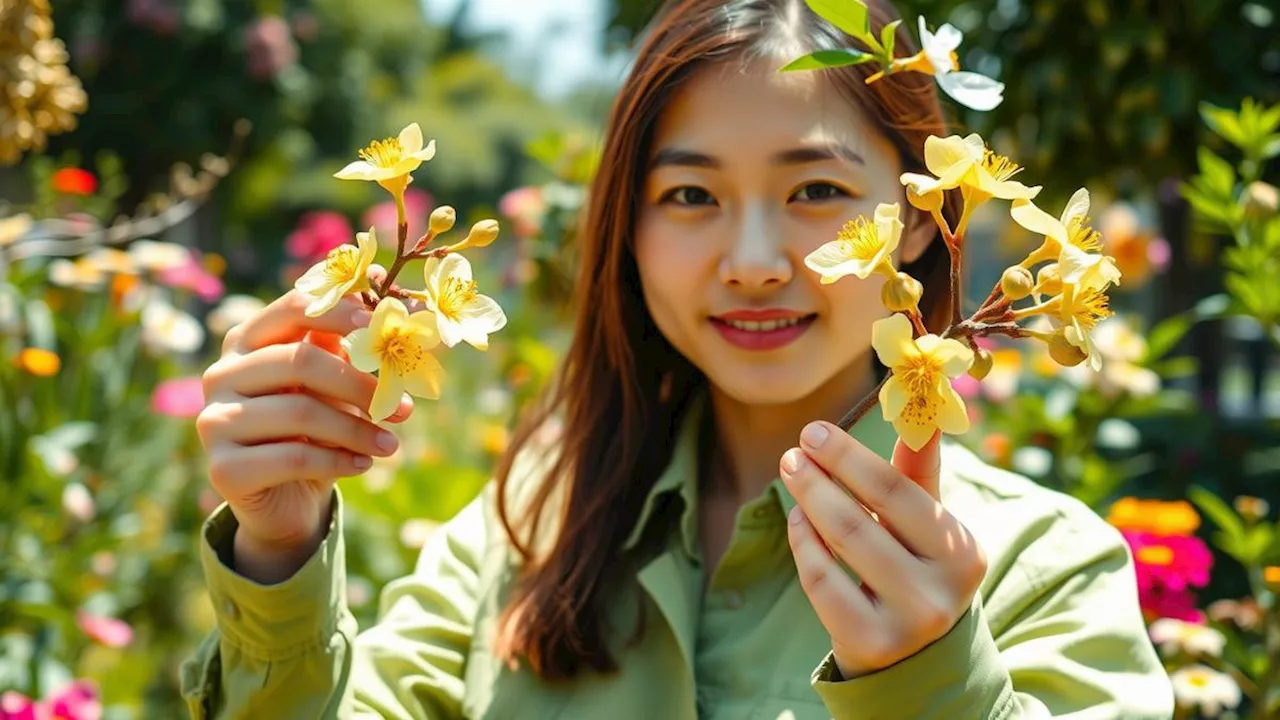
1105, 497, 1200, 536
1010, 189, 1121, 292
962, 146, 1040, 208
15, 347, 60, 376
335, 123, 436, 195
293, 228, 377, 318
872, 313, 974, 451
899, 134, 985, 206
48, 257, 105, 290
0, 213, 32, 247
414, 254, 507, 351
344, 297, 446, 422
804, 202, 902, 284
1015, 285, 1113, 371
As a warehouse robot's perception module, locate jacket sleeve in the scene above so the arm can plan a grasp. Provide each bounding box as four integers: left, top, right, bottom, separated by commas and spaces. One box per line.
180, 487, 489, 719
810, 502, 1175, 719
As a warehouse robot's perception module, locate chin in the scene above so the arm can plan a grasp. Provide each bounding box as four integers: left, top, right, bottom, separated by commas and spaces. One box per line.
702, 365, 830, 408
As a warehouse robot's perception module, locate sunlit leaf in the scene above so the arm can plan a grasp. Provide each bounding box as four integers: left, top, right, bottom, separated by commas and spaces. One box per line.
1187, 485, 1245, 544
804, 0, 870, 40
780, 49, 876, 72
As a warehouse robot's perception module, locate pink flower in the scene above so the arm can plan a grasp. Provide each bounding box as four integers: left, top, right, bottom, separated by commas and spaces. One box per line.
157, 254, 224, 302
243, 16, 298, 81
45, 680, 101, 720
1139, 585, 1205, 624
498, 186, 546, 239
951, 373, 981, 399
362, 188, 433, 249
286, 211, 353, 261
1123, 531, 1213, 593
151, 377, 205, 418
0, 692, 37, 720
76, 611, 134, 648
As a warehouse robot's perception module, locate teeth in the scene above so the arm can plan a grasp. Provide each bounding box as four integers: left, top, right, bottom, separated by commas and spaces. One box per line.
723, 317, 805, 332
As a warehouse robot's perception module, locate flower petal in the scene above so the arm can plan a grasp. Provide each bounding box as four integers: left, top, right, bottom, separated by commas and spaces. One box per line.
305, 283, 348, 318
924, 134, 978, 179
1060, 188, 1091, 227
439, 252, 473, 283
398, 123, 424, 154
400, 351, 445, 400
934, 383, 971, 434
932, 23, 964, 51
1011, 199, 1068, 245
293, 262, 332, 294
879, 376, 909, 420
435, 315, 465, 347
804, 241, 864, 281
369, 371, 405, 422
345, 328, 380, 373
414, 139, 437, 162
937, 71, 1005, 112
916, 334, 974, 377
871, 313, 915, 368
874, 202, 904, 256
894, 408, 937, 453
334, 161, 378, 180
457, 295, 507, 350
900, 172, 942, 195
405, 310, 443, 349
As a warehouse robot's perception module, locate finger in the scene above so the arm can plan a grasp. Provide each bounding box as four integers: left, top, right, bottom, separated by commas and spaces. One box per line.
228, 291, 371, 353
781, 447, 920, 602
207, 441, 372, 499
215, 342, 378, 414
787, 504, 879, 628
891, 431, 942, 502
205, 394, 399, 458
798, 421, 940, 555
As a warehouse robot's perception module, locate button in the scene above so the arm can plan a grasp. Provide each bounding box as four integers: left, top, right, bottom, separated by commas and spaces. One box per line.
724, 590, 743, 610
222, 598, 239, 620
752, 506, 771, 520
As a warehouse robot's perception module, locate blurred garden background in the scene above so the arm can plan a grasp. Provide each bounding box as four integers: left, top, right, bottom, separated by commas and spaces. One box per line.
0, 0, 1278, 717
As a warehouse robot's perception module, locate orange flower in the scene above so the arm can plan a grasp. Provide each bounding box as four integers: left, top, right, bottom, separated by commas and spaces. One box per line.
15, 348, 60, 376
1264, 566, 1280, 587
1106, 497, 1200, 536
51, 167, 97, 195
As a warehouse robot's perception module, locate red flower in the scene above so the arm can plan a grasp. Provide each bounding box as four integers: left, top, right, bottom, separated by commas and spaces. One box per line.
1123, 530, 1213, 593
286, 211, 353, 261
51, 168, 98, 196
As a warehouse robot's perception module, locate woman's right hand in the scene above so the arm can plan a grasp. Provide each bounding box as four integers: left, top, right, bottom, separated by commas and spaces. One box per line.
197, 286, 413, 582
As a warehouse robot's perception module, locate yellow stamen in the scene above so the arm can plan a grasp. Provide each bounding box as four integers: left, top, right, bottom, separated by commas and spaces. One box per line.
982, 149, 1023, 182
438, 277, 478, 319
1071, 288, 1112, 330
359, 137, 405, 168
1067, 218, 1104, 253
1136, 545, 1174, 566
323, 245, 361, 282
897, 354, 946, 428
377, 327, 426, 375
836, 217, 884, 262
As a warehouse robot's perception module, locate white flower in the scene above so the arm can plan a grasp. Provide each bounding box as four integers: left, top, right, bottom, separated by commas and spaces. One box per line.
141, 297, 205, 354
1149, 619, 1226, 658
916, 17, 1004, 111
207, 294, 266, 336
128, 239, 192, 273
417, 254, 507, 351
1170, 665, 1241, 718
294, 229, 377, 318
335, 123, 437, 184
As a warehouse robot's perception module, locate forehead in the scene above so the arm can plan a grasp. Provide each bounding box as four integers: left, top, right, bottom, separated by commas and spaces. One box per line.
649, 58, 889, 161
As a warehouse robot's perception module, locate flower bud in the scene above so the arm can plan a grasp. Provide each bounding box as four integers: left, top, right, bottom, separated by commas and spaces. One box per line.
1047, 332, 1087, 367
449, 219, 500, 252
429, 205, 457, 234
1234, 495, 1270, 524
880, 271, 923, 313
968, 348, 993, 381
1242, 181, 1278, 220
1000, 266, 1035, 300
1035, 263, 1063, 298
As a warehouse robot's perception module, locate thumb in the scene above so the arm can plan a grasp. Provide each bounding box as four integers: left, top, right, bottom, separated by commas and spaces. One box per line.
892, 430, 942, 502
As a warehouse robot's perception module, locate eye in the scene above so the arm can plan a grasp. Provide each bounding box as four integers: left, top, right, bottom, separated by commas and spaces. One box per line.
790, 182, 850, 203
659, 186, 718, 207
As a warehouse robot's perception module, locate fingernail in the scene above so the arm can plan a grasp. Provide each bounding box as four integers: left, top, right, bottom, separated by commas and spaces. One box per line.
353, 455, 373, 469
376, 430, 399, 452
789, 505, 804, 525
351, 308, 372, 327
780, 447, 806, 475
801, 422, 829, 449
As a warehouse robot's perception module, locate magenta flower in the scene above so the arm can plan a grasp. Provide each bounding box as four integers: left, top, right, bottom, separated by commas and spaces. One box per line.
0, 692, 36, 720
285, 211, 353, 261
498, 186, 546, 239
76, 611, 134, 648
151, 377, 205, 418
45, 680, 102, 720
1123, 530, 1213, 593
1139, 584, 1205, 624
157, 254, 224, 303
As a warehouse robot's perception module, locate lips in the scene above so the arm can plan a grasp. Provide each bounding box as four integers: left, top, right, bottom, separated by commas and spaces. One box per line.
708, 311, 817, 351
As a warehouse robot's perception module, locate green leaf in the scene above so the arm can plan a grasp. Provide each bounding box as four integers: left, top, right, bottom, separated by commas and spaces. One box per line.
1238, 525, 1275, 565
1188, 485, 1245, 543
780, 49, 876, 72
804, 0, 870, 40
1144, 313, 1192, 362
1262, 135, 1280, 160
1200, 102, 1248, 148
880, 19, 902, 60
1197, 147, 1236, 196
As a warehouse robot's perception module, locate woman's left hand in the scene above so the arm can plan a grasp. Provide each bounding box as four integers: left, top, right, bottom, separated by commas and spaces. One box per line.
780, 421, 987, 680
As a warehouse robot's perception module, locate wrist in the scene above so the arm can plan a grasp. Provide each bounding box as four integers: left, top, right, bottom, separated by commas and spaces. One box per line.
233, 525, 325, 585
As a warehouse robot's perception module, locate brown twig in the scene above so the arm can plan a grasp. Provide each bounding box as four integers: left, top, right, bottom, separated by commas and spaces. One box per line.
837, 373, 892, 433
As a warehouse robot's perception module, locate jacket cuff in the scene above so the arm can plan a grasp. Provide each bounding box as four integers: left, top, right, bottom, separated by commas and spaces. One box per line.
812, 598, 1015, 719
198, 489, 347, 661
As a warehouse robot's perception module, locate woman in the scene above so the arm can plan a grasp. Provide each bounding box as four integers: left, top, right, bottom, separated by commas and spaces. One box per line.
183, 0, 1173, 717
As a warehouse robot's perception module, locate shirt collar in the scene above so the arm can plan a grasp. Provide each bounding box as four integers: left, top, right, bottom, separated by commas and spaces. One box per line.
621, 388, 902, 560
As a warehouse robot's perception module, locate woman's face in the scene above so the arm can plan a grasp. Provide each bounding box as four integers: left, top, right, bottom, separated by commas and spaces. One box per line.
635, 58, 932, 409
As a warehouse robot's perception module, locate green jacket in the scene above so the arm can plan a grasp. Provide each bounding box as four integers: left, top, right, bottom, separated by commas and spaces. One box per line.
180, 397, 1173, 719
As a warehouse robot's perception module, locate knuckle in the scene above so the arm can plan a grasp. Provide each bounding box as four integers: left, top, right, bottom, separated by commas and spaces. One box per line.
799, 564, 832, 596
221, 325, 242, 354
284, 443, 311, 474
914, 600, 955, 638
872, 470, 904, 503
834, 509, 865, 543
286, 394, 316, 427
288, 342, 320, 380
857, 631, 898, 667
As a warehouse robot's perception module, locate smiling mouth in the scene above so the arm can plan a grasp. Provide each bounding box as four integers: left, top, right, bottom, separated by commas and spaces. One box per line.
715, 315, 815, 332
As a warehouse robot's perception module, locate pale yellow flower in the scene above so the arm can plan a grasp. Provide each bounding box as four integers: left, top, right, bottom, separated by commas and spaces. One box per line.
84, 247, 138, 276
872, 313, 974, 451
1010, 189, 1121, 292
899, 134, 985, 206
1024, 285, 1113, 371
293, 228, 377, 318
335, 123, 436, 192
962, 145, 1040, 206
804, 203, 902, 284
1060, 315, 1160, 397
416, 254, 507, 350
1149, 618, 1226, 658
127, 239, 190, 273
345, 297, 446, 421
0, 213, 32, 247
48, 258, 105, 290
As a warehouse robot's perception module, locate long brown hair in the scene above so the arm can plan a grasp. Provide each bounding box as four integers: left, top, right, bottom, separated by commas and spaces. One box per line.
491, 0, 961, 681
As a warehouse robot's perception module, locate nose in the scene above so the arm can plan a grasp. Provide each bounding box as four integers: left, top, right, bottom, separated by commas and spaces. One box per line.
718, 204, 792, 290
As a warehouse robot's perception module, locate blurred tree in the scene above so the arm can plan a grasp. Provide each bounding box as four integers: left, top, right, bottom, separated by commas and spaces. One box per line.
604, 0, 1280, 203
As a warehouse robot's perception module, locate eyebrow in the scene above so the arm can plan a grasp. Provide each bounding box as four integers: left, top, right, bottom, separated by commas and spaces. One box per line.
648, 143, 866, 170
